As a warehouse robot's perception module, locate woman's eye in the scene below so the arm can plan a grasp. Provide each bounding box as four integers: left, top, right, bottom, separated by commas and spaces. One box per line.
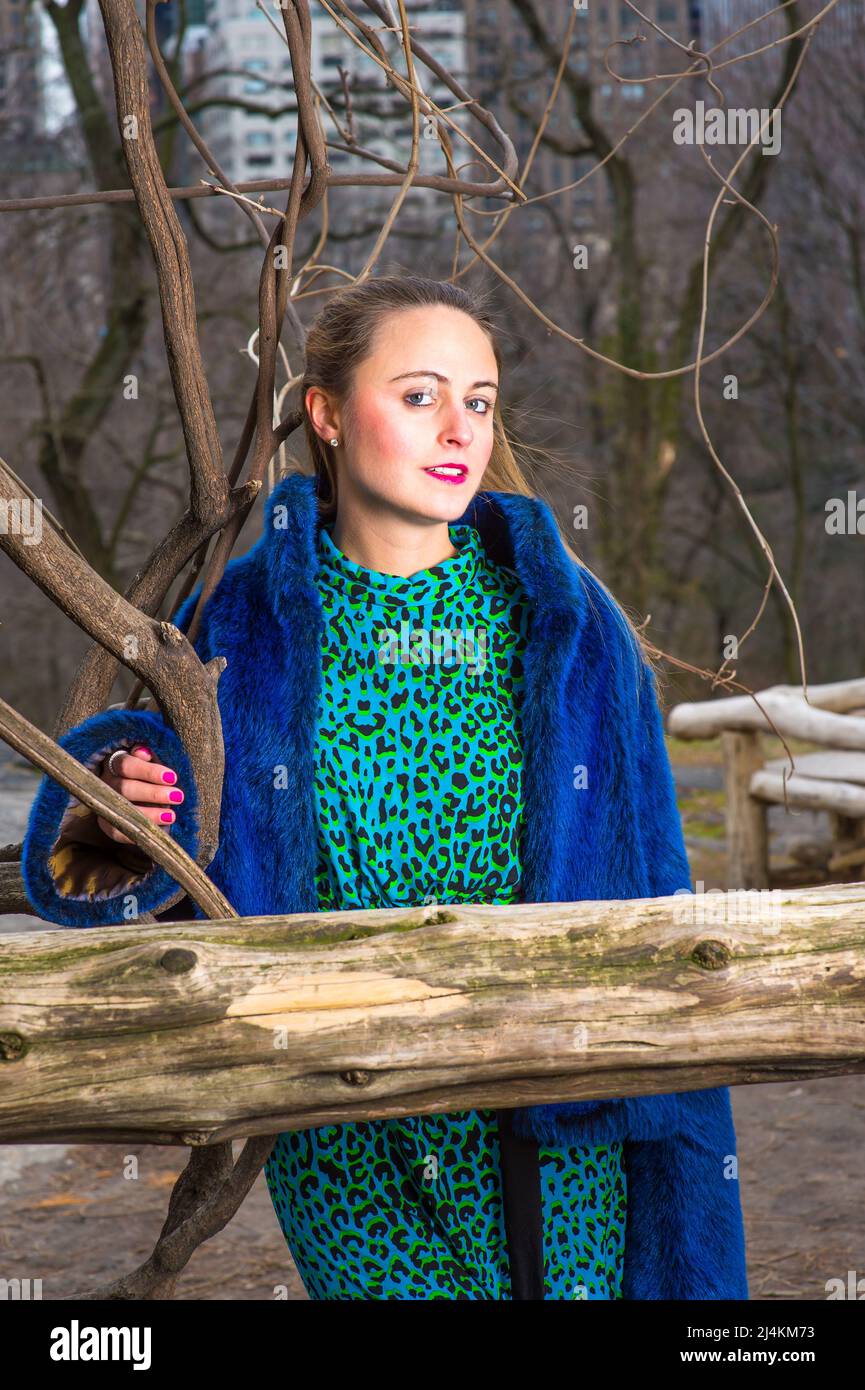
404, 391, 492, 414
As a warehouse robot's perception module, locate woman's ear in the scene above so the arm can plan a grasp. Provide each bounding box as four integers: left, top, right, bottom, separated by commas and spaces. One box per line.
305, 385, 340, 444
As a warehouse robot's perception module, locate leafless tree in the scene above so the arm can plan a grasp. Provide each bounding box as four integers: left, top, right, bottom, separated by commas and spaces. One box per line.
0, 0, 846, 1296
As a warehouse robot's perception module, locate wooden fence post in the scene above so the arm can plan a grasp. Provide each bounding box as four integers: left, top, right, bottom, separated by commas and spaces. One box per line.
722, 730, 770, 889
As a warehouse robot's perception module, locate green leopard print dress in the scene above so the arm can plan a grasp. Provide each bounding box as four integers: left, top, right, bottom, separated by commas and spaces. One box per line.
263, 519, 627, 1299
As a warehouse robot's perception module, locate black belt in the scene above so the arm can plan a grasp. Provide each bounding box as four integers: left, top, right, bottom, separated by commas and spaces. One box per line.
495, 1108, 545, 1300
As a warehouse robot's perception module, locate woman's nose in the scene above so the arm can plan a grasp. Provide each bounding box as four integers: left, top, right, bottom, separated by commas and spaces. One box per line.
439, 403, 473, 447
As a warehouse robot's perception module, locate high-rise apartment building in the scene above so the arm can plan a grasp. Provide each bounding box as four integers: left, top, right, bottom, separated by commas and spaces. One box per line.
176, 0, 467, 213
0, 0, 44, 150
699, 0, 862, 47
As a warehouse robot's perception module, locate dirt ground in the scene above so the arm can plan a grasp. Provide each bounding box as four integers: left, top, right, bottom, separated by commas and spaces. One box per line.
1, 738, 862, 1301
0, 1138, 307, 1301
1, 1073, 862, 1301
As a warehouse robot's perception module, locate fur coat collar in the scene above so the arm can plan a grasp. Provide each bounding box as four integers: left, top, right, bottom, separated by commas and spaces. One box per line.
23, 468, 749, 1299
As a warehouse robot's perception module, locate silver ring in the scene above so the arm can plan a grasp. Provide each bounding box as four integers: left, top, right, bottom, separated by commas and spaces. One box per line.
107, 749, 126, 776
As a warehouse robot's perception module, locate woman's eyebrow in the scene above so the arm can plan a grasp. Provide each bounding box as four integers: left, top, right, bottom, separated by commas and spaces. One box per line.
389, 369, 498, 390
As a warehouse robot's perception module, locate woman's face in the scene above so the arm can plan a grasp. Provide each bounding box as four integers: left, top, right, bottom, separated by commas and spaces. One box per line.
310, 304, 500, 525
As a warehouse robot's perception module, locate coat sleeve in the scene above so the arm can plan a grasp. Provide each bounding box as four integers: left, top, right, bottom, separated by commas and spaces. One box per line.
20, 586, 210, 928
622, 1090, 750, 1299
632, 658, 693, 897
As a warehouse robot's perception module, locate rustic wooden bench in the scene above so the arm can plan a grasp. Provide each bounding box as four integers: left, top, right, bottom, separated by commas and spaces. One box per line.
667, 679, 865, 889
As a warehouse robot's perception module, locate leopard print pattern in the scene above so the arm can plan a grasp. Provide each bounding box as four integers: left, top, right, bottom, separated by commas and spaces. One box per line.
264, 521, 627, 1299
311, 522, 529, 909
265, 1110, 626, 1300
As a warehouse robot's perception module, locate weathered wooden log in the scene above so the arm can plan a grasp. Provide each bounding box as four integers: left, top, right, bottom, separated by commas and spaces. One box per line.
670, 676, 865, 727
750, 770, 865, 816
764, 751, 865, 785
668, 683, 865, 747
762, 678, 865, 712
2, 887, 864, 1147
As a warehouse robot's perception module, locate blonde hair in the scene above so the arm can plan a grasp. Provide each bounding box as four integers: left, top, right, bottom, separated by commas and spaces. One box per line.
299, 274, 658, 683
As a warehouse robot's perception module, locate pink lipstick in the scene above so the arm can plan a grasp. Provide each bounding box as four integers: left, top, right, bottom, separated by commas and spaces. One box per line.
422, 464, 469, 485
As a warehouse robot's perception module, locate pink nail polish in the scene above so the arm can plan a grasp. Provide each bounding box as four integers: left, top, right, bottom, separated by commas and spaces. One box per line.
160, 811, 174, 823
136, 746, 153, 757
168, 790, 183, 803
162, 770, 177, 784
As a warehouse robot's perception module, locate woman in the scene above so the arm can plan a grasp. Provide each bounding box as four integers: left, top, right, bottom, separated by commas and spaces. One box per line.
22, 275, 748, 1301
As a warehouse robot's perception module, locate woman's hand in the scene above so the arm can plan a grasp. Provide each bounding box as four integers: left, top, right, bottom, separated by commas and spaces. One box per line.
96, 745, 184, 845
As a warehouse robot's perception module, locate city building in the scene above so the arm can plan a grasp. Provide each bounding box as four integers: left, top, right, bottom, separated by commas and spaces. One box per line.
177, 0, 468, 229
0, 0, 44, 156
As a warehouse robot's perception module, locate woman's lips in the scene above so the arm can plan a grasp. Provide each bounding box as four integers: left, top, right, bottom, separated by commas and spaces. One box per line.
422, 465, 469, 485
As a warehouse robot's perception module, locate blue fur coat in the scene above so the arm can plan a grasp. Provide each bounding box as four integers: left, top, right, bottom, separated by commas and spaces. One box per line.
22, 469, 749, 1300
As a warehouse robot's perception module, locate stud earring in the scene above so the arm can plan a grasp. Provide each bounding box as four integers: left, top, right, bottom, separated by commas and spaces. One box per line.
329, 437, 339, 447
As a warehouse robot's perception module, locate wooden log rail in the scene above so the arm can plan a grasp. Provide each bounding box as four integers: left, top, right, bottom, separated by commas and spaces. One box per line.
2, 885, 865, 1147
667, 677, 865, 744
